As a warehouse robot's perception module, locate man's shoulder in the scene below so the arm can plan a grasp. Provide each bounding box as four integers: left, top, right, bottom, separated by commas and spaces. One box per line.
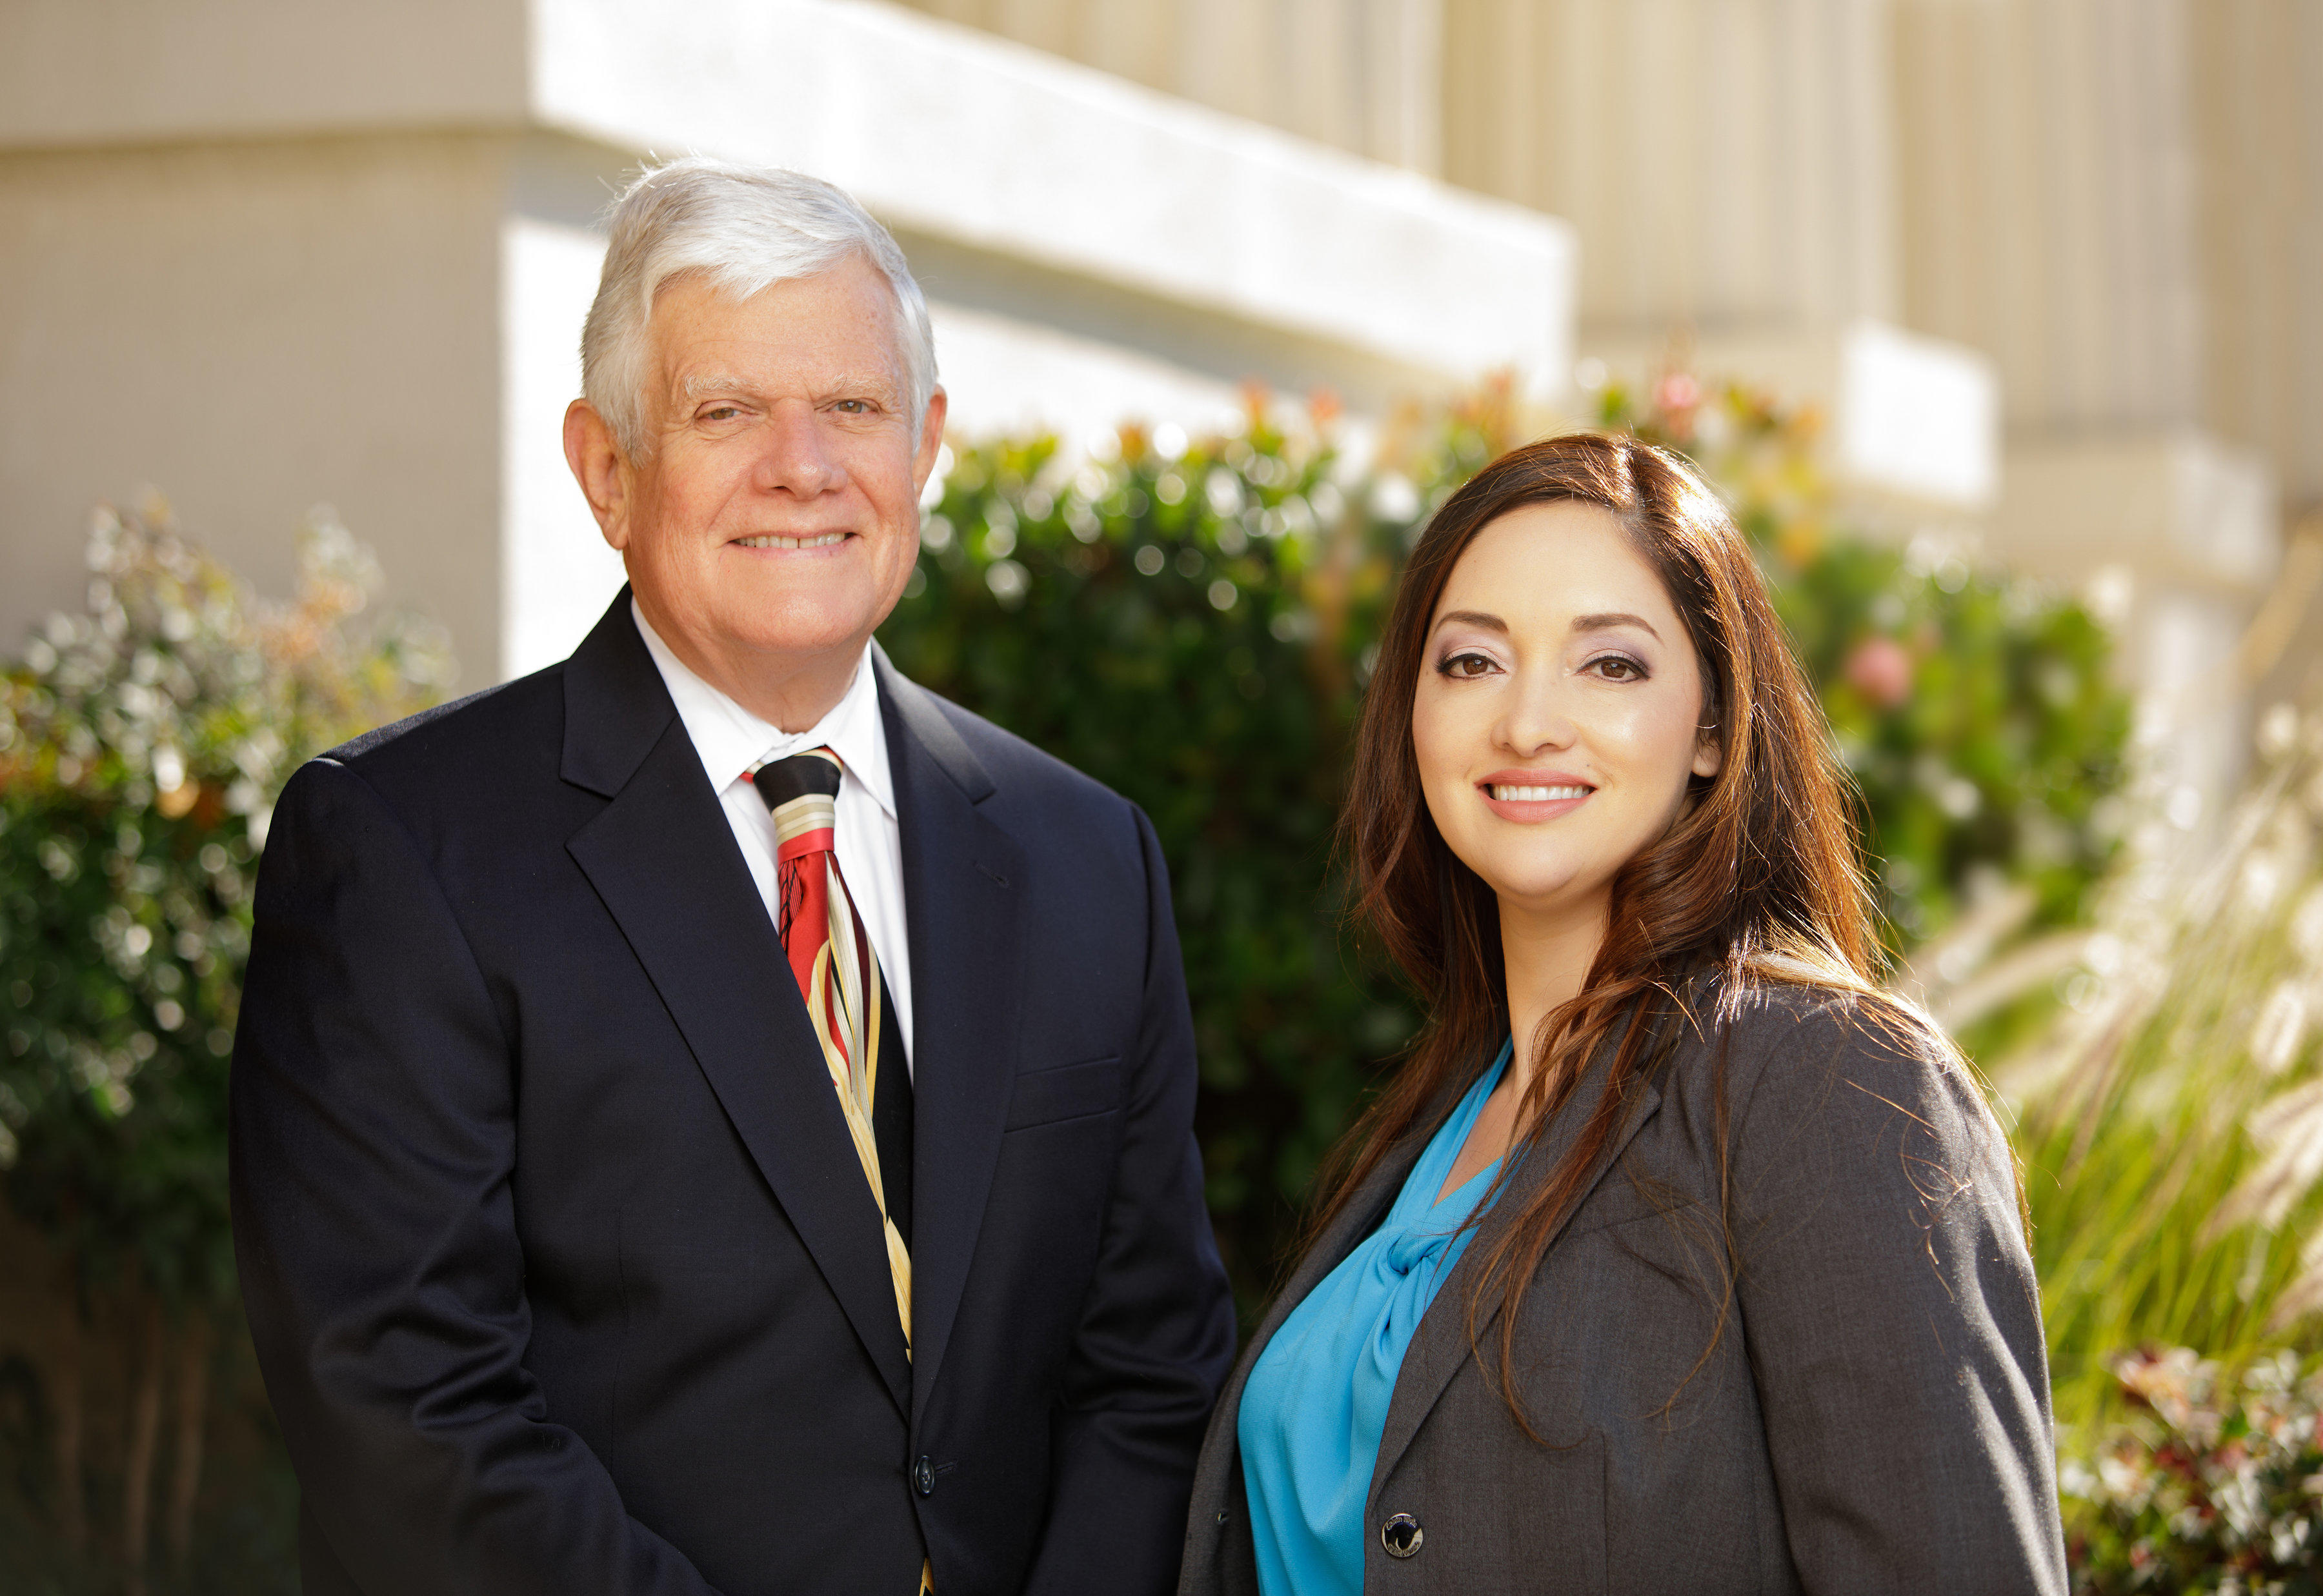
299, 662, 570, 817
329, 664, 559, 763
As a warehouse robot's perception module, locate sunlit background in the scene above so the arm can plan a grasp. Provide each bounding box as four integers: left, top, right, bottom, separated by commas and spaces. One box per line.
3, 1, 2322, 1588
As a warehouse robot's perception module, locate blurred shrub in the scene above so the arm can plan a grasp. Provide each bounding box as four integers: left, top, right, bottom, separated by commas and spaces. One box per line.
2067, 1346, 2323, 1591
2000, 705, 2323, 1460
0, 501, 447, 1588
880, 403, 1407, 1299
881, 379, 2131, 1310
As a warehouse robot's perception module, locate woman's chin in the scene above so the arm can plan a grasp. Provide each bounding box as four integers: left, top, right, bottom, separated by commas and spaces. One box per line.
1477, 869, 1611, 928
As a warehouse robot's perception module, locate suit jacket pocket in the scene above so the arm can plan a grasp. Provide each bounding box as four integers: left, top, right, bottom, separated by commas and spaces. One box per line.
1004, 1056, 1123, 1131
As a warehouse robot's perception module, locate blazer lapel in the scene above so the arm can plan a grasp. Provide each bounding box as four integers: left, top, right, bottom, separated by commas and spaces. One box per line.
560, 595, 912, 1417
1248, 1129, 1423, 1367
1368, 1027, 1668, 1490
1199, 1067, 1472, 1494
874, 649, 1030, 1423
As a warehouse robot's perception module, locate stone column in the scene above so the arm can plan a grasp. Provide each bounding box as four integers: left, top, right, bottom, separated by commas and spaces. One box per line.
2189, 0, 2323, 510
1893, 0, 2281, 823
894, 0, 1445, 171
1442, 0, 1900, 339
1893, 0, 2203, 432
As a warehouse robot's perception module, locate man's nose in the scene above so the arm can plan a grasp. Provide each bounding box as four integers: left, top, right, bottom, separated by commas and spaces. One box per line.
754, 401, 845, 497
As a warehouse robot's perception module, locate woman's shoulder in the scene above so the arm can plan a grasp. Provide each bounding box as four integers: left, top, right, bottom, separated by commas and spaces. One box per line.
1672, 966, 1991, 1149
1677, 961, 1939, 1056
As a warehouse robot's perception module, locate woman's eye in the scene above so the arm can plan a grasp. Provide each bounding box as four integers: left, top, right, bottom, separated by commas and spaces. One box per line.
1439, 652, 1498, 679
1589, 655, 1646, 682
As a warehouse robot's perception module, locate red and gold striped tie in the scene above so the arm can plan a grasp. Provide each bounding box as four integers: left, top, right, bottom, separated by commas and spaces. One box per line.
751, 750, 932, 1595
750, 750, 912, 1349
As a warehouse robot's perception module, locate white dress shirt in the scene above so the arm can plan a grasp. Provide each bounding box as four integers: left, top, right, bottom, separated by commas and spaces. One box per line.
631, 599, 914, 1072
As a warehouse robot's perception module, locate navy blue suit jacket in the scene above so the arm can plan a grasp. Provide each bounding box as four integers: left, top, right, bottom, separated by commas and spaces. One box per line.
230, 593, 1234, 1595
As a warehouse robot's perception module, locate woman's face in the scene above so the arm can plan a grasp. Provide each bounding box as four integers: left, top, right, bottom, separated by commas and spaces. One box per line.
1412, 499, 1722, 926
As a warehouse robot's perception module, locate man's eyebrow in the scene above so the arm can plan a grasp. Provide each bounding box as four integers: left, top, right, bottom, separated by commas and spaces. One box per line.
678, 372, 901, 404
1571, 611, 1662, 641
680, 373, 755, 401
1432, 609, 1507, 634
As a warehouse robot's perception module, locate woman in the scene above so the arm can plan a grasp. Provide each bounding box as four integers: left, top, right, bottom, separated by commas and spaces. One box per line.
1179, 434, 2065, 1594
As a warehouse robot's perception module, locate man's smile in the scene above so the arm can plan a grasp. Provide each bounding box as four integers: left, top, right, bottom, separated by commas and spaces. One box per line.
731, 531, 852, 550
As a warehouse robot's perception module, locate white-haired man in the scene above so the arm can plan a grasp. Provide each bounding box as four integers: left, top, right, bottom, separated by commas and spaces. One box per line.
231, 159, 1235, 1596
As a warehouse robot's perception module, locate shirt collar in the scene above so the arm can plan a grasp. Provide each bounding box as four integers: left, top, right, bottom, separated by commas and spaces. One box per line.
630, 597, 896, 820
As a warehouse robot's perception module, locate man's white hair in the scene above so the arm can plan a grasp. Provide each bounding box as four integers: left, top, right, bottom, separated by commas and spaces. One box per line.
580, 156, 938, 459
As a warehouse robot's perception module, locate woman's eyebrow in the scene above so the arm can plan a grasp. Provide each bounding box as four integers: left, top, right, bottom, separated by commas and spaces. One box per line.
1571, 611, 1662, 641
1432, 609, 1507, 634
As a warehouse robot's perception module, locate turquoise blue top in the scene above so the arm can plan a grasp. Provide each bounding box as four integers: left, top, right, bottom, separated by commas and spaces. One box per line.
1236, 1041, 1514, 1596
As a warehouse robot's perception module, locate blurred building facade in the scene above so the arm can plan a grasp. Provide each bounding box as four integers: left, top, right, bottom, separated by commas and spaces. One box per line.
0, 0, 1575, 681
4, 0, 2318, 813
912, 0, 2323, 815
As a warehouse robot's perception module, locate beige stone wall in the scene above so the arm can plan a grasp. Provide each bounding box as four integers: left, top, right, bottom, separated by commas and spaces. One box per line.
898, 0, 2322, 519
0, 134, 508, 688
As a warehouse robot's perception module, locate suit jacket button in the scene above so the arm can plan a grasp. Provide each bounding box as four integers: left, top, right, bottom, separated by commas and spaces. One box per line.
1380, 1513, 1422, 1559
914, 1456, 936, 1496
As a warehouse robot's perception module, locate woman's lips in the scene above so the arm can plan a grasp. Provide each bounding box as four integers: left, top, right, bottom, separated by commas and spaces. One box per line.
1478, 773, 1594, 822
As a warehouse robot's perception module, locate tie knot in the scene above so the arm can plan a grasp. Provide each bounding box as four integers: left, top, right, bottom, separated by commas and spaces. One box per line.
751, 748, 843, 812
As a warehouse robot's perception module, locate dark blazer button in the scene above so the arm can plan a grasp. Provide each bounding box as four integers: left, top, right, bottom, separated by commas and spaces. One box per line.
1380, 1513, 1423, 1559
914, 1456, 936, 1496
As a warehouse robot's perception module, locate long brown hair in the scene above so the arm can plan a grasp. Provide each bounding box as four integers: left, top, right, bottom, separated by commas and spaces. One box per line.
1323, 431, 1887, 1416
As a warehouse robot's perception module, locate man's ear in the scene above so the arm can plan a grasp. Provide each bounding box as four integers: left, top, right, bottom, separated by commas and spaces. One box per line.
564, 400, 634, 550
910, 386, 950, 494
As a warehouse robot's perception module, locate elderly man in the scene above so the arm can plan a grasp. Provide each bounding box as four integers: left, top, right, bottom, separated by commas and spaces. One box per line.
230, 159, 1234, 1596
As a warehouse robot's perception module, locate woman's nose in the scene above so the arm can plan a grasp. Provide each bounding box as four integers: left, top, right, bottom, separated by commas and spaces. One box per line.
1495, 673, 1578, 756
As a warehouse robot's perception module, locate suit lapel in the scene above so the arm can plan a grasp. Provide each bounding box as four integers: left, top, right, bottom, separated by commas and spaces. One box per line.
560, 595, 912, 1417
874, 650, 1029, 1424
1368, 1024, 1669, 1491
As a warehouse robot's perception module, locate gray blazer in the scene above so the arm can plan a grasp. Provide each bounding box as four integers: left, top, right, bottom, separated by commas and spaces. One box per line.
1179, 981, 2067, 1595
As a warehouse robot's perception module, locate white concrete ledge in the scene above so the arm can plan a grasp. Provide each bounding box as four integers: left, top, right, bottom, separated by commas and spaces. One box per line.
1991, 432, 2278, 597
2, 0, 1576, 389
534, 0, 1574, 388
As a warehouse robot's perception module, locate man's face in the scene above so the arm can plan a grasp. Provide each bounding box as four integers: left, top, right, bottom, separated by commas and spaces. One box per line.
599, 257, 943, 690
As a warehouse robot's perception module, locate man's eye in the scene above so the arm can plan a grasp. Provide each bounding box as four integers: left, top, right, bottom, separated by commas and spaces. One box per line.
834, 399, 872, 415
700, 405, 742, 422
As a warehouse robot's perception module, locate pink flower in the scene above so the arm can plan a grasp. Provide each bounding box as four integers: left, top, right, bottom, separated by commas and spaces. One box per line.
1655, 373, 1702, 415
1844, 635, 1913, 710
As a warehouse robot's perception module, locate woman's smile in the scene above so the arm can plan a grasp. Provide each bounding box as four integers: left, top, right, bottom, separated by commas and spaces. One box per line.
1477, 769, 1595, 820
